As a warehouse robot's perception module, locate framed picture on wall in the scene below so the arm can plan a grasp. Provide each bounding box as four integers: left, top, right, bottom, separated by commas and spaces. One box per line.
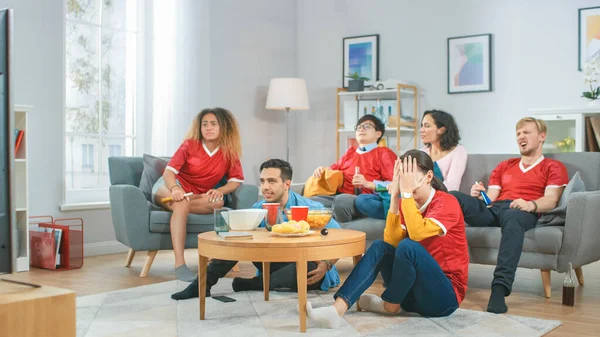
447, 34, 492, 94
579, 6, 600, 71
343, 34, 379, 88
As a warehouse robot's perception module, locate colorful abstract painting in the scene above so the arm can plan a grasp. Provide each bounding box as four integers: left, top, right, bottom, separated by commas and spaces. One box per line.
579, 6, 600, 70
448, 34, 492, 94
343, 35, 379, 88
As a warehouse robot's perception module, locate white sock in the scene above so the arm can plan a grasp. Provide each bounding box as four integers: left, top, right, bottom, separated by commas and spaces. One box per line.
305, 301, 341, 329
358, 294, 401, 315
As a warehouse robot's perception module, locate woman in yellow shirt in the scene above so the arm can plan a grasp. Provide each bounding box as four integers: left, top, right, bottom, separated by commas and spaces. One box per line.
305, 150, 469, 329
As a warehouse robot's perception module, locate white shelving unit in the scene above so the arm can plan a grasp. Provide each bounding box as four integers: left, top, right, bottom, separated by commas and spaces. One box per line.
12, 104, 31, 272
529, 107, 600, 153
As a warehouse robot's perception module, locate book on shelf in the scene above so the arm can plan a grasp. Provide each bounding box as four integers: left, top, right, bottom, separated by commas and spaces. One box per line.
14, 129, 24, 155
217, 232, 253, 240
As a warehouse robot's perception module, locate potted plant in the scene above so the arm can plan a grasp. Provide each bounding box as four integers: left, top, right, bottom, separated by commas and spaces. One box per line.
345, 72, 370, 92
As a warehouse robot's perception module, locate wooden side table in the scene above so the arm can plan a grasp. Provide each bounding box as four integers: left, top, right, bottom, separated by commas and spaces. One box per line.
0, 281, 75, 337
198, 229, 366, 332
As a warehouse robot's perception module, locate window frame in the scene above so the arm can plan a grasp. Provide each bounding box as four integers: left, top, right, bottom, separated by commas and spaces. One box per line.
62, 0, 147, 208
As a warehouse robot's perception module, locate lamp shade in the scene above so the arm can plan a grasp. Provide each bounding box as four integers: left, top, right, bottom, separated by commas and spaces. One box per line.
266, 78, 310, 110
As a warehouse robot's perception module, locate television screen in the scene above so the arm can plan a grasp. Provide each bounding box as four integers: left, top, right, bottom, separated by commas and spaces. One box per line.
0, 8, 12, 274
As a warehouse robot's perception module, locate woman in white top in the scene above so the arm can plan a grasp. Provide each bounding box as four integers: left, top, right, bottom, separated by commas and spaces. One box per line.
420, 110, 467, 191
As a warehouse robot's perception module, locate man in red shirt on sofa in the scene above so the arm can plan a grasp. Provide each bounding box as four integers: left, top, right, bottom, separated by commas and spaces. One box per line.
450, 117, 568, 314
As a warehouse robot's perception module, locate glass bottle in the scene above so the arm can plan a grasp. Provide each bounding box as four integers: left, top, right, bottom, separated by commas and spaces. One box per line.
562, 262, 575, 306
354, 166, 362, 195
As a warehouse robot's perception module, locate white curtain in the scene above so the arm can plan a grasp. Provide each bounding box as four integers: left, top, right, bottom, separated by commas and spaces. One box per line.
150, 0, 209, 156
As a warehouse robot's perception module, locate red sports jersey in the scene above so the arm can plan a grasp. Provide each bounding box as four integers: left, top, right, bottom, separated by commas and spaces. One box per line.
166, 140, 244, 195
330, 146, 396, 194
488, 156, 568, 201
397, 190, 470, 304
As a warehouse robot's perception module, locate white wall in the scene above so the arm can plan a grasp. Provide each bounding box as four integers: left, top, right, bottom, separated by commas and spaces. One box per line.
209, 0, 297, 184
294, 0, 600, 182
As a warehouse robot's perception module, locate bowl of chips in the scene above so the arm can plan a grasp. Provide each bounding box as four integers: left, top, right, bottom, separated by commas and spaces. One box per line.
284, 208, 332, 230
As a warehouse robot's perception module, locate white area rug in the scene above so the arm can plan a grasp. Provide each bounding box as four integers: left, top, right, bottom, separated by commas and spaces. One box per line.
76, 279, 561, 337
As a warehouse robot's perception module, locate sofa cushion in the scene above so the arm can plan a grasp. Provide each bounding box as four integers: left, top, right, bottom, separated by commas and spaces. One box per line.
340, 218, 386, 242
466, 226, 563, 254
537, 171, 585, 227
139, 154, 169, 202
149, 211, 215, 233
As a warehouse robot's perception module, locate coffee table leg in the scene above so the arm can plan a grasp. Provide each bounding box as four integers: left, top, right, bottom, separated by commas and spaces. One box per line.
297, 258, 308, 332
353, 254, 363, 312
263, 262, 270, 301
199, 255, 208, 320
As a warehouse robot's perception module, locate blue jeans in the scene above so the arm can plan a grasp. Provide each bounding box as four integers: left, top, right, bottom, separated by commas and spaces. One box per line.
335, 239, 459, 317
354, 194, 385, 219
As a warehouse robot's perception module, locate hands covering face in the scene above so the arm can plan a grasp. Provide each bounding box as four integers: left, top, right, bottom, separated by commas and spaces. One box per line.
389, 155, 427, 196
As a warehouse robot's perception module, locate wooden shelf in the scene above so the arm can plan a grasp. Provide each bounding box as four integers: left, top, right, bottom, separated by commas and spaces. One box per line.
338, 127, 415, 132
338, 88, 415, 98
335, 85, 419, 159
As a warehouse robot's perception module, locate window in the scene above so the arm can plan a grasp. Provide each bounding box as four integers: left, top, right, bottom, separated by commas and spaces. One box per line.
81, 144, 95, 171
108, 144, 121, 157
64, 0, 141, 203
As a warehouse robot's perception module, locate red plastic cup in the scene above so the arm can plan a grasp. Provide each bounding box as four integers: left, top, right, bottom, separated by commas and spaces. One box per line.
262, 203, 280, 230
290, 206, 309, 222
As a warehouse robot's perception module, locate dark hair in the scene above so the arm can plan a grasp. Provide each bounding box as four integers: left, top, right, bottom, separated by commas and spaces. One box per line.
398, 149, 447, 192
422, 110, 460, 151
259, 159, 293, 182
356, 114, 385, 143
187, 107, 242, 162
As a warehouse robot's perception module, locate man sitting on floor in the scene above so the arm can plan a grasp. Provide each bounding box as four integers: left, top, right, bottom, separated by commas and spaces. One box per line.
171, 159, 341, 300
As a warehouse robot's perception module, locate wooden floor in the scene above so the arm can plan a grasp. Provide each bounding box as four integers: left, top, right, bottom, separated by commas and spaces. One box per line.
3, 250, 599, 336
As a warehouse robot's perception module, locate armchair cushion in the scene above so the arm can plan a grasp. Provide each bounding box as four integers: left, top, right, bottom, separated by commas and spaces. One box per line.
139, 154, 169, 202
537, 171, 585, 227
149, 211, 214, 233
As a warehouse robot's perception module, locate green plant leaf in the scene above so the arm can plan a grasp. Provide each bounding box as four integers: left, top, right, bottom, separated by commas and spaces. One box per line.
583, 92, 594, 99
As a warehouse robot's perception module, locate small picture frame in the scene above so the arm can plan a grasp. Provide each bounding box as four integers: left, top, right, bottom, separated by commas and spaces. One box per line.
578, 6, 600, 71
343, 34, 379, 88
447, 34, 492, 94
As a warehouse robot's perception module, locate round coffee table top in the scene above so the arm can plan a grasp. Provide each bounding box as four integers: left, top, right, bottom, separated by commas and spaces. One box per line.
198, 228, 365, 248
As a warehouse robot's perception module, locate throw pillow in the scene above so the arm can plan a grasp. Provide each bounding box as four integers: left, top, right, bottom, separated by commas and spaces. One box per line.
537, 171, 586, 227
139, 154, 169, 202
303, 169, 344, 198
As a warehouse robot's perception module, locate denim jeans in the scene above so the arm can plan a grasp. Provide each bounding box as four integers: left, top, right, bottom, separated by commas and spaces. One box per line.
354, 194, 386, 219
334, 239, 458, 317
450, 191, 538, 295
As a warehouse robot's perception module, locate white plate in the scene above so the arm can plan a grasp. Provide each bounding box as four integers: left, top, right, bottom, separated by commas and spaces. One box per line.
269, 230, 315, 237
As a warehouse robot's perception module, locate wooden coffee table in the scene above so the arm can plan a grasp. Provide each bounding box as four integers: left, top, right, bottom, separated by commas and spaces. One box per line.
197, 228, 366, 332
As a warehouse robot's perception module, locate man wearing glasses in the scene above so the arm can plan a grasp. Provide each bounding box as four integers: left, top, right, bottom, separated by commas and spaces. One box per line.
312, 115, 396, 222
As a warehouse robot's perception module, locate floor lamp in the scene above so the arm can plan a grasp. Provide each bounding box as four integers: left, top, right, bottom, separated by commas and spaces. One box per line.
265, 78, 310, 162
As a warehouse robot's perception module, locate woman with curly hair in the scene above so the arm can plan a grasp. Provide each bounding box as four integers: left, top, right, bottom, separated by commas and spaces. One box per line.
153, 107, 244, 281
420, 109, 467, 191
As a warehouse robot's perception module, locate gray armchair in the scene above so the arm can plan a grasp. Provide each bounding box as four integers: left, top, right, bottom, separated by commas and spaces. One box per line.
108, 157, 259, 277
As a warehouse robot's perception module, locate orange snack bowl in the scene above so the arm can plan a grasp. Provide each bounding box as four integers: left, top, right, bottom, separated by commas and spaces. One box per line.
284, 209, 332, 230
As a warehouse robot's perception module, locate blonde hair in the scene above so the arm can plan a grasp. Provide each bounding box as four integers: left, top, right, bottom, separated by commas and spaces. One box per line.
185, 107, 242, 162
516, 117, 547, 134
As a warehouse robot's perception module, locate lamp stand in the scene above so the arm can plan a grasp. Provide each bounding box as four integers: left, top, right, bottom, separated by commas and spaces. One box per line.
285, 107, 290, 162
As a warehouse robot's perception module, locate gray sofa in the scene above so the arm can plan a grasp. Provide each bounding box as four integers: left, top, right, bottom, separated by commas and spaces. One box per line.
108, 157, 259, 277
300, 153, 600, 297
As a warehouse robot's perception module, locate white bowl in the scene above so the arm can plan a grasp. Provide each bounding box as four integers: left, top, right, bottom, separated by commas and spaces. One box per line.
222, 209, 267, 231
